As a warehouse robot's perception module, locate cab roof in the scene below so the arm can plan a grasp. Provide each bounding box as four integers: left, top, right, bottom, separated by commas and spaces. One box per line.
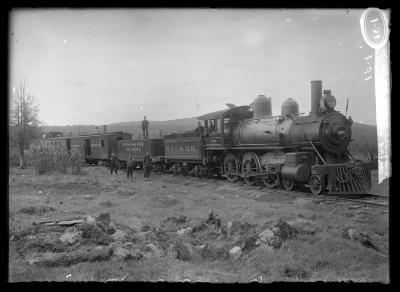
198, 105, 251, 121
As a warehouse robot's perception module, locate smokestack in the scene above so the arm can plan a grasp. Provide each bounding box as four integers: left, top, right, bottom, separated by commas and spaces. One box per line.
310, 80, 322, 115
103, 125, 107, 134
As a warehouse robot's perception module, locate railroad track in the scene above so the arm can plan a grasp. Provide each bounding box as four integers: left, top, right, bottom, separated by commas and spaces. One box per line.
328, 194, 389, 208
88, 165, 389, 208
266, 188, 389, 208
228, 179, 389, 208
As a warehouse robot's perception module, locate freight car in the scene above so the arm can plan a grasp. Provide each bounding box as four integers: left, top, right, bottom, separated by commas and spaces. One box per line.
38, 130, 132, 165
163, 80, 371, 195
116, 138, 165, 169
75, 131, 132, 165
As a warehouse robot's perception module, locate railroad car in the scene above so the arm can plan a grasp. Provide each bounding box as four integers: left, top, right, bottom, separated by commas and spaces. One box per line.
116, 138, 164, 169
37, 136, 71, 151
78, 131, 132, 165
38, 130, 132, 165
166, 80, 371, 195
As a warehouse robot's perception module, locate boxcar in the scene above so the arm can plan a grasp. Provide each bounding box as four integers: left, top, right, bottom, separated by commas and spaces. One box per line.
38, 137, 70, 151
69, 131, 132, 164
117, 138, 165, 167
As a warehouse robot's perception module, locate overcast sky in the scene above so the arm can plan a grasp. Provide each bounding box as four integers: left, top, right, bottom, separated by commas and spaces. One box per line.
10, 8, 385, 126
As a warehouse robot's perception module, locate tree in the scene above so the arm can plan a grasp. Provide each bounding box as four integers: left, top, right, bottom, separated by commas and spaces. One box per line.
9, 80, 40, 169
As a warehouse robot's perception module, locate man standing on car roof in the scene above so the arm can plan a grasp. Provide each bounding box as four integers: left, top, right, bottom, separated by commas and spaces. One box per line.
142, 116, 149, 139
143, 152, 152, 178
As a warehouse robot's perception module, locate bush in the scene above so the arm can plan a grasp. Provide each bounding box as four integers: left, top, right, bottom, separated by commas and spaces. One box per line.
26, 144, 85, 175
9, 146, 21, 167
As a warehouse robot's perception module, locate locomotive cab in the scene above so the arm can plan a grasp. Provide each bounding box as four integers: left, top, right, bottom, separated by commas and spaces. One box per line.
199, 105, 252, 149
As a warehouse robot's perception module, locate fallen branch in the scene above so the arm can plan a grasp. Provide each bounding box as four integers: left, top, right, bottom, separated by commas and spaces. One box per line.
105, 275, 127, 282
34, 218, 85, 226
200, 270, 238, 278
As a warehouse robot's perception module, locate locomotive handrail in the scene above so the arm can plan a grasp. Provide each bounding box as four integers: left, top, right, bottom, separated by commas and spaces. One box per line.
309, 140, 327, 165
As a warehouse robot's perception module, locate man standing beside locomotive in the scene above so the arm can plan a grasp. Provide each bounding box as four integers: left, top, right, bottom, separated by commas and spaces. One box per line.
142, 116, 149, 139
126, 154, 135, 180
195, 121, 204, 137
195, 121, 207, 165
110, 152, 119, 175
143, 152, 152, 178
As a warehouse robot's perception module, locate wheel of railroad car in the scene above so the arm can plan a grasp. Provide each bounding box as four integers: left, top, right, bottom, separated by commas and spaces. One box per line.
223, 153, 239, 182
261, 174, 281, 189
241, 152, 261, 186
309, 175, 326, 196
282, 178, 295, 191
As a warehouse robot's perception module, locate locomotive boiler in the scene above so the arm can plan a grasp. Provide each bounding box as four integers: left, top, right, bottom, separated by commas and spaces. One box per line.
230, 81, 352, 154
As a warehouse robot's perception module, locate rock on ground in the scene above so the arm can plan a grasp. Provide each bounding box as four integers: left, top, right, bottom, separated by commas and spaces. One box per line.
76, 223, 112, 245
59, 227, 81, 245
229, 246, 242, 260
142, 243, 163, 257
342, 227, 377, 250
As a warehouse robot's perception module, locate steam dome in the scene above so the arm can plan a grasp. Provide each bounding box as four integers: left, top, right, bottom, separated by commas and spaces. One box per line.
252, 95, 272, 119
281, 98, 299, 116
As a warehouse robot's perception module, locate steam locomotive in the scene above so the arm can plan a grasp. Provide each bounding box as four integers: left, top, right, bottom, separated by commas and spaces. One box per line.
38, 80, 371, 195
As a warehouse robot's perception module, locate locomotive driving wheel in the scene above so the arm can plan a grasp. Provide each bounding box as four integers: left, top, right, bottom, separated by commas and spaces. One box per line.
242, 152, 261, 186
282, 178, 294, 191
309, 175, 326, 196
223, 153, 239, 182
261, 174, 281, 189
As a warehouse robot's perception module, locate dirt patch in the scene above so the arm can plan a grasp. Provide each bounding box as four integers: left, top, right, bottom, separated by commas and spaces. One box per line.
19, 205, 56, 215
163, 215, 188, 225
116, 188, 137, 196
31, 246, 113, 267
342, 227, 379, 251
98, 200, 115, 208
152, 196, 180, 208
283, 266, 311, 280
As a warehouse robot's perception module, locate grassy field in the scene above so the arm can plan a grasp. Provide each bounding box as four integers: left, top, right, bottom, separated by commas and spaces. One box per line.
8, 166, 389, 282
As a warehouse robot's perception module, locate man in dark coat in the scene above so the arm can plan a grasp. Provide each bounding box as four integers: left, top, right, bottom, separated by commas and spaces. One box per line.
110, 152, 119, 175
143, 152, 152, 178
208, 121, 216, 136
142, 116, 149, 139
195, 121, 204, 137
126, 154, 135, 180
